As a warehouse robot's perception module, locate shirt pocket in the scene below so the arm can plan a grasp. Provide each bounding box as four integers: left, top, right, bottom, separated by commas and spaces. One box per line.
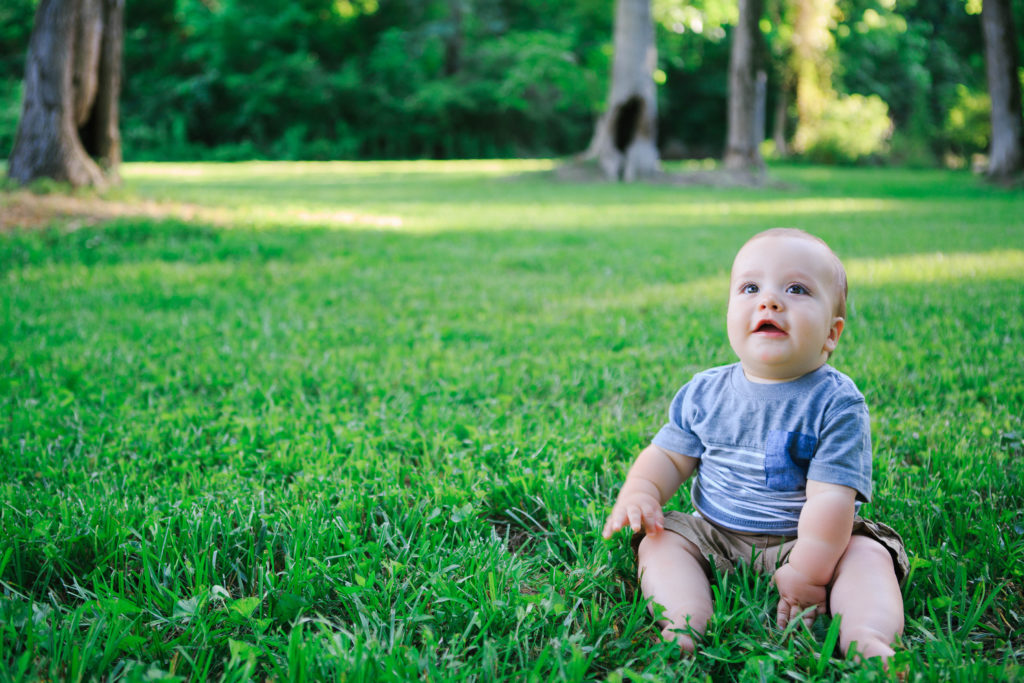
764, 430, 817, 491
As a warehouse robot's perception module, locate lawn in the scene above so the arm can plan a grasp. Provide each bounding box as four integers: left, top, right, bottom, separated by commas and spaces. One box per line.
1, 160, 1023, 681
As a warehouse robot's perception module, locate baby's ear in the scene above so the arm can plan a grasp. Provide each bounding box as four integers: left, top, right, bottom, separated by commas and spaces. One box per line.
824, 317, 845, 353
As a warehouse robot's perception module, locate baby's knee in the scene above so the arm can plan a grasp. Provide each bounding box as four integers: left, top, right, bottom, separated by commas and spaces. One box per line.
637, 531, 704, 564
841, 535, 895, 569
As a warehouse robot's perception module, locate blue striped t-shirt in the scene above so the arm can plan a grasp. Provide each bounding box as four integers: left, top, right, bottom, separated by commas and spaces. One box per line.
651, 362, 872, 536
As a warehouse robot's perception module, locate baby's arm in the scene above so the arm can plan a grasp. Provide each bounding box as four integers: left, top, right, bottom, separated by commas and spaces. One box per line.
602, 444, 698, 539
772, 480, 856, 628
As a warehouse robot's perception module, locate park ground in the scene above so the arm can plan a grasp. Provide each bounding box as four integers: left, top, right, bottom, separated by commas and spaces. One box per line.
1, 160, 1023, 681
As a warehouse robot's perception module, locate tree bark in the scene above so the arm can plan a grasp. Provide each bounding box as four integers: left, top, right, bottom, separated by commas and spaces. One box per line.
724, 0, 766, 171
8, 0, 122, 188
80, 0, 123, 176
583, 0, 659, 181
981, 0, 1024, 179
773, 81, 790, 157
791, 0, 836, 154
767, 0, 794, 157
443, 0, 463, 77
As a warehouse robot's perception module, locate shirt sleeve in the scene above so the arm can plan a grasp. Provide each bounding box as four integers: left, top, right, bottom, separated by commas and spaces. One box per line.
806, 398, 873, 502
651, 381, 706, 459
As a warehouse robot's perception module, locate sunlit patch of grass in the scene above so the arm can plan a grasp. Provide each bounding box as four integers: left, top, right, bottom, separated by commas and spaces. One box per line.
123, 158, 557, 180
552, 249, 1024, 320
2, 161, 1023, 681
119, 161, 908, 234
554, 276, 729, 320
850, 249, 1024, 284
667, 197, 903, 217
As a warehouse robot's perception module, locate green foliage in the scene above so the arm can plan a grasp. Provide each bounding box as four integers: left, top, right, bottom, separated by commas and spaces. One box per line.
355, 25, 604, 158
801, 94, 892, 164
656, 13, 732, 158
0, 0, 30, 158
942, 84, 992, 162
1, 161, 1024, 680
0, 0, 35, 77
115, 0, 611, 161
483, 31, 602, 120
0, 0, 1019, 164
834, 2, 932, 129
0, 78, 21, 158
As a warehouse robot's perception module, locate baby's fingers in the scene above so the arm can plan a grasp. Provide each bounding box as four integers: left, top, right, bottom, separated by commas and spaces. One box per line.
602, 496, 664, 539
797, 603, 825, 629
776, 598, 793, 629
601, 509, 627, 539
777, 600, 824, 630
628, 502, 664, 534
642, 504, 665, 533
626, 504, 645, 532
794, 604, 814, 629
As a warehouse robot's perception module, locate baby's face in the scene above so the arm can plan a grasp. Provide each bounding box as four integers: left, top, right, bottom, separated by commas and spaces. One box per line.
726, 234, 844, 383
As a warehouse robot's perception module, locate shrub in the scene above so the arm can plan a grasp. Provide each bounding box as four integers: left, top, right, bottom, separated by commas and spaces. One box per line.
942, 84, 990, 162
802, 93, 893, 164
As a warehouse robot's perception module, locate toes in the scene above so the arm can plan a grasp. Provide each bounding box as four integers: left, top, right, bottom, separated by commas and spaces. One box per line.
660, 624, 697, 655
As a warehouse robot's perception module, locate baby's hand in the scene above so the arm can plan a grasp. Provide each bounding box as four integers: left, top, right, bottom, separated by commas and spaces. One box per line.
601, 491, 664, 539
772, 563, 827, 629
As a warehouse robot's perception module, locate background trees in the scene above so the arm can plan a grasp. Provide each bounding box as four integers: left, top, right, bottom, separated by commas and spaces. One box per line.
723, 0, 766, 171
981, 0, 1023, 178
7, 0, 123, 187
1, 0, 1022, 171
585, 0, 661, 180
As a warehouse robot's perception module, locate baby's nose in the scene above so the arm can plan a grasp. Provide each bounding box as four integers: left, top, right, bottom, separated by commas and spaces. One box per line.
759, 292, 782, 310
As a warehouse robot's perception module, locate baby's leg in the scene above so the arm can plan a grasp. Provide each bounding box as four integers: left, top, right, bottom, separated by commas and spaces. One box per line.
829, 535, 904, 663
636, 531, 713, 653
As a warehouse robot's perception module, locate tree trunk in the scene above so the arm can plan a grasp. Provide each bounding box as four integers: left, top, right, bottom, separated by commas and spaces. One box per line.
982, 0, 1024, 179
443, 0, 463, 77
767, 0, 793, 157
724, 0, 766, 171
7, 0, 123, 188
773, 81, 790, 157
791, 0, 836, 154
80, 0, 124, 178
583, 0, 659, 181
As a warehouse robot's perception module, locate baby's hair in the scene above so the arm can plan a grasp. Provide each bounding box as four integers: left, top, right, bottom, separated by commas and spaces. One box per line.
743, 228, 848, 320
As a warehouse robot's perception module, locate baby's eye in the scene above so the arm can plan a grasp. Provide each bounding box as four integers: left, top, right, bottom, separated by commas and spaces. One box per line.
741, 283, 759, 294
786, 283, 810, 295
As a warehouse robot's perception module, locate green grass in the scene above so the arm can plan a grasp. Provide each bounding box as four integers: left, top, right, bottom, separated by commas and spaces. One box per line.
1, 160, 1023, 681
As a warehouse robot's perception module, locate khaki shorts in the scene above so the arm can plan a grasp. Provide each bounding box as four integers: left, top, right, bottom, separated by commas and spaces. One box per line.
633, 511, 909, 585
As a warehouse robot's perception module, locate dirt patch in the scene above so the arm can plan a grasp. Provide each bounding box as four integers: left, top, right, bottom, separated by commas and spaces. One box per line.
551, 160, 792, 189
0, 190, 403, 232
490, 517, 534, 555
0, 191, 72, 230
0, 190, 209, 232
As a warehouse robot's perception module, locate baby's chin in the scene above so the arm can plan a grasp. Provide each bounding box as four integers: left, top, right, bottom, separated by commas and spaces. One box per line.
740, 359, 825, 383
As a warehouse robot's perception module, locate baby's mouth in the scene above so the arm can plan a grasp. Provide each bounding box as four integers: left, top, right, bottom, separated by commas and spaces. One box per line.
755, 321, 785, 334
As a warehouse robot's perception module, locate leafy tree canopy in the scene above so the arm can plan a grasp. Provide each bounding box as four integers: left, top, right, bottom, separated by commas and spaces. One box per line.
1, 0, 1021, 164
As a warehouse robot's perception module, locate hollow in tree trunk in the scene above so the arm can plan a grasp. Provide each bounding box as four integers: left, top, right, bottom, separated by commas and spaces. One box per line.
583, 0, 659, 182
724, 0, 766, 171
8, 0, 123, 189
981, 0, 1024, 179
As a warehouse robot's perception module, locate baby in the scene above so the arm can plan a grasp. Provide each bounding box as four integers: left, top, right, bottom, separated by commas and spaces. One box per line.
603, 228, 907, 663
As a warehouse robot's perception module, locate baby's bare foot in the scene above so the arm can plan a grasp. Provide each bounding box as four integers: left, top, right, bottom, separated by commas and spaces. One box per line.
859, 641, 895, 661
850, 638, 898, 673
843, 627, 897, 668
660, 624, 698, 654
